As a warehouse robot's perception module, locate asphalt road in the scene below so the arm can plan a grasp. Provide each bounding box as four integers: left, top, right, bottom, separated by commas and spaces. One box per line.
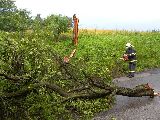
93, 69, 160, 120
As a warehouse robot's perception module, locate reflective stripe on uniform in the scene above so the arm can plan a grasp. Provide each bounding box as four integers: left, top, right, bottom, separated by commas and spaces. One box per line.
130, 60, 137, 62
128, 53, 136, 56
129, 71, 135, 73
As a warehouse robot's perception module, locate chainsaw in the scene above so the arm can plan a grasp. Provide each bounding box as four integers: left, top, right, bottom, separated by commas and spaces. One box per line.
120, 54, 129, 61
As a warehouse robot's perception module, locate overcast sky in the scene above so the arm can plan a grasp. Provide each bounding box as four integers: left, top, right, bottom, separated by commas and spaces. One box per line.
15, 0, 160, 31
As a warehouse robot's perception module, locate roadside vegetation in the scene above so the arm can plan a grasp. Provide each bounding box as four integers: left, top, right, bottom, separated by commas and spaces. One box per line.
57, 29, 160, 78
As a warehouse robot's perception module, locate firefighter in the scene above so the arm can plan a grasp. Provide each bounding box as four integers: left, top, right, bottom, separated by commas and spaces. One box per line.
123, 43, 137, 78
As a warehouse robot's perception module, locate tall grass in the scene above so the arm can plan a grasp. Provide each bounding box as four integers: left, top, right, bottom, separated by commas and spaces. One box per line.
55, 30, 160, 79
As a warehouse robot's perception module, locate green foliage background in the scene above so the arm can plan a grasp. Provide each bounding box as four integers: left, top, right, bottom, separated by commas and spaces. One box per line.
57, 30, 160, 78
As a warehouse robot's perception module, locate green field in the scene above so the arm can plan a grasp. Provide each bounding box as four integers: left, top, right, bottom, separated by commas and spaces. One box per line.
56, 30, 160, 79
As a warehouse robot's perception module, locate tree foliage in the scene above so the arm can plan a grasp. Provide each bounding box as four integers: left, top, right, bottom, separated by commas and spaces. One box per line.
0, 0, 32, 32
0, 31, 157, 120
0, 31, 114, 119
44, 14, 71, 40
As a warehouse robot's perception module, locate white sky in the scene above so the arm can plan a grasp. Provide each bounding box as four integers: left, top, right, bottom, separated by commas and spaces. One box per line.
15, 0, 160, 31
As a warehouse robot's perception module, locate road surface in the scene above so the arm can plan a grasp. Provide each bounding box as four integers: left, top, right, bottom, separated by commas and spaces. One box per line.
93, 69, 160, 120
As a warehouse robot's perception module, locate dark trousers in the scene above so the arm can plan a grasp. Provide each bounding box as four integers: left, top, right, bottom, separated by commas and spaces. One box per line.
128, 62, 136, 76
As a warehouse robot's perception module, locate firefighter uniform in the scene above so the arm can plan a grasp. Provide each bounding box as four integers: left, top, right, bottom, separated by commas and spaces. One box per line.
124, 43, 137, 78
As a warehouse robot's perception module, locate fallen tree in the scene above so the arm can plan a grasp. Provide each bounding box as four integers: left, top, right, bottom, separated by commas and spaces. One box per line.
0, 52, 158, 119
0, 70, 156, 100
0, 32, 159, 119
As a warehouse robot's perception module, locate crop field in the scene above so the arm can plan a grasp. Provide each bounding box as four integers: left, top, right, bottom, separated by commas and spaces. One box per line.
56, 29, 160, 79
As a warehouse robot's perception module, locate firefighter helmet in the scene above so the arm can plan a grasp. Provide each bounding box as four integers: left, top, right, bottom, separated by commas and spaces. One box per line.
126, 43, 132, 48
